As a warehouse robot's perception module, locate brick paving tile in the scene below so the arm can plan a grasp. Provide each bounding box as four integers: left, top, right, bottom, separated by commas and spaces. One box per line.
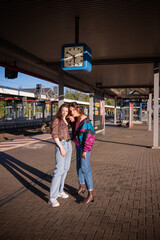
112, 222, 122, 233
127, 233, 137, 240
30, 230, 51, 240
40, 231, 56, 240
103, 222, 114, 236
0, 124, 160, 240
84, 233, 96, 240
112, 233, 128, 240
73, 222, 85, 232
154, 227, 160, 240
116, 212, 125, 222
65, 232, 80, 240
59, 229, 72, 239
71, 232, 86, 240
121, 222, 130, 233
137, 231, 146, 240
47, 229, 63, 239
92, 230, 105, 240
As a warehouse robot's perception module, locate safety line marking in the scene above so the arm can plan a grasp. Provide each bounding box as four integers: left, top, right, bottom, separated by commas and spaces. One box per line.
0, 136, 52, 152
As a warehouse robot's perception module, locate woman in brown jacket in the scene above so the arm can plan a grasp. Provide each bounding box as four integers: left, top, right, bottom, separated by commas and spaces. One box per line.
48, 104, 72, 207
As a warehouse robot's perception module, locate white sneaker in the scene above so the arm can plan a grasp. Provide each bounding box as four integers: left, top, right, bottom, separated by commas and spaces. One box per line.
48, 198, 60, 207
58, 191, 69, 199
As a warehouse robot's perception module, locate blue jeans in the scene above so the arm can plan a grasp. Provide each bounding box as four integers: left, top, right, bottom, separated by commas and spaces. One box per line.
76, 145, 93, 190
50, 140, 72, 199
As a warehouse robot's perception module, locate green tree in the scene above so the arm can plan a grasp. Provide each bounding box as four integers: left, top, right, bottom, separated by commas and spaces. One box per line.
0, 100, 5, 119
65, 89, 76, 100
65, 89, 89, 102
105, 98, 114, 106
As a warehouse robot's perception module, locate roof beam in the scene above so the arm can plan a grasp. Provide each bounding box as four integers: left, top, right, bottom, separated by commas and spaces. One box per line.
92, 57, 160, 65
100, 85, 153, 89
48, 57, 160, 67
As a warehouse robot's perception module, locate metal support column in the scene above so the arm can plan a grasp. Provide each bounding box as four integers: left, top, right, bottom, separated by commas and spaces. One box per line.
29, 103, 31, 120
153, 63, 159, 148
140, 102, 142, 122
46, 103, 49, 118
102, 99, 105, 135
148, 93, 152, 131
51, 102, 53, 121
42, 102, 45, 123
114, 97, 117, 124
12, 100, 14, 120
89, 92, 94, 125
58, 73, 64, 108
147, 99, 149, 124
22, 97, 27, 119
33, 102, 36, 119
122, 107, 124, 121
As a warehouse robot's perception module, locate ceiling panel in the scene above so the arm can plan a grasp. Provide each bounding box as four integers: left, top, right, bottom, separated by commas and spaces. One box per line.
0, 0, 159, 97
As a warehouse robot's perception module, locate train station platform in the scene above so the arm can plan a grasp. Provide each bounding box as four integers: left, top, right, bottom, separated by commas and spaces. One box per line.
0, 123, 160, 240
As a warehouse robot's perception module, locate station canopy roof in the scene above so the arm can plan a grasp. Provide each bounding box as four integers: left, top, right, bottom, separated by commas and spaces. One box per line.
0, 0, 160, 99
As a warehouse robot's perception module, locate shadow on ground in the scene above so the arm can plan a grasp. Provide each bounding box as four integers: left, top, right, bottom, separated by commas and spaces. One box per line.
96, 138, 151, 148
0, 152, 83, 205
0, 152, 51, 204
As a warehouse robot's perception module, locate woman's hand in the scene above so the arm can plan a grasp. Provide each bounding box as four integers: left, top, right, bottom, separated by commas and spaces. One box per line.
60, 147, 66, 157
82, 152, 86, 159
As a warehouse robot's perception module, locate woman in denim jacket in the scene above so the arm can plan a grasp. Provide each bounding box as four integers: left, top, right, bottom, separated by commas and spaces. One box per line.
48, 103, 72, 207
69, 102, 95, 204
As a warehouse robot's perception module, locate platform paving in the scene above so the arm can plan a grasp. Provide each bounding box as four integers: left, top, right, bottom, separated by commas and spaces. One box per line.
0, 123, 160, 240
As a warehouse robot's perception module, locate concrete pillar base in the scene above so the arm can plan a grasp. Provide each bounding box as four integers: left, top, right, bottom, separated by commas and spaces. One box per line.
152, 146, 160, 150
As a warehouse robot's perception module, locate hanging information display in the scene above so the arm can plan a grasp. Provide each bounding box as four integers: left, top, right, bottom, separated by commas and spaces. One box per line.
93, 93, 105, 131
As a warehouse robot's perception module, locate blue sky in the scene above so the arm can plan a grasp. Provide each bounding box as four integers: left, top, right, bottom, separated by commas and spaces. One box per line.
0, 66, 57, 90
0, 66, 88, 96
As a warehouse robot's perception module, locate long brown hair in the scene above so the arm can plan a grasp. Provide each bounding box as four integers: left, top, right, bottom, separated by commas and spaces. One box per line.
50, 103, 69, 132
69, 102, 84, 115
54, 103, 69, 121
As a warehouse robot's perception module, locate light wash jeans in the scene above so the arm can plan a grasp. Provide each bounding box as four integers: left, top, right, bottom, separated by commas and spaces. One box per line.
50, 140, 72, 199
76, 145, 93, 190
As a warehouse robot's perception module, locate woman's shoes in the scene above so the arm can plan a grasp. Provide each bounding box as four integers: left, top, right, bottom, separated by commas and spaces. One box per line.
77, 184, 86, 194
76, 186, 94, 204
80, 190, 94, 204
48, 198, 60, 207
